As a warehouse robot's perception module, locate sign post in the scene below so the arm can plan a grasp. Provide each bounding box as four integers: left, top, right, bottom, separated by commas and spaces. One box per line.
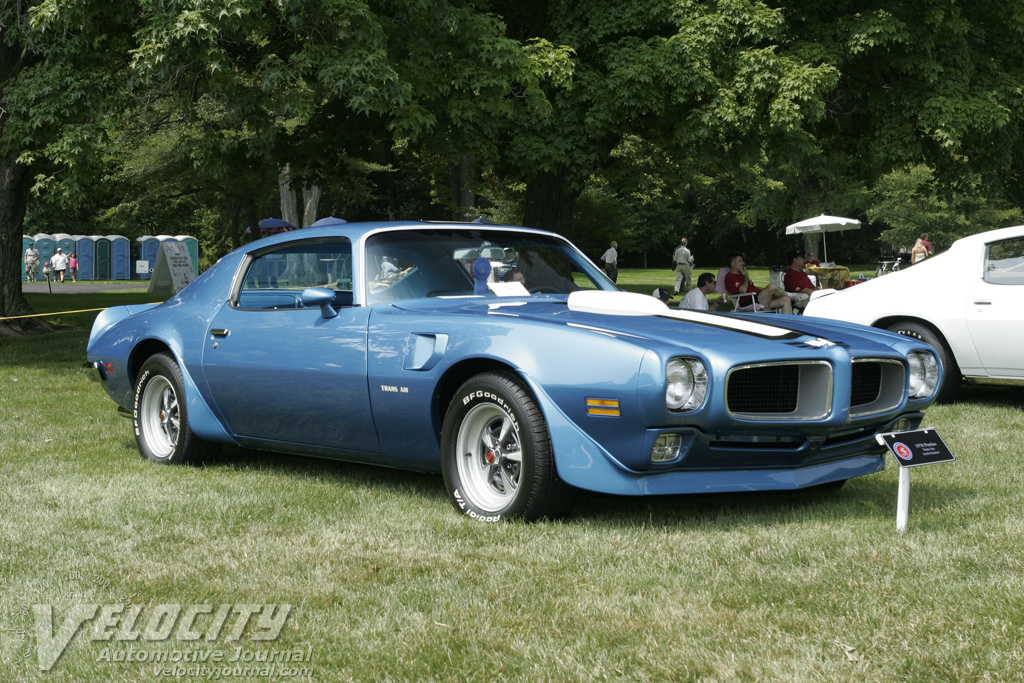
876, 428, 955, 532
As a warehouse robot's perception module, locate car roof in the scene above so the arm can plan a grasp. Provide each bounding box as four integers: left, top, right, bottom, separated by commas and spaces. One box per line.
950, 225, 1024, 250
237, 220, 560, 254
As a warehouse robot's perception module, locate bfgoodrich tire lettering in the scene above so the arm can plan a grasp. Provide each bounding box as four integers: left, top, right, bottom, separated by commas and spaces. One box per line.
441, 372, 575, 521
886, 321, 961, 403
133, 352, 216, 464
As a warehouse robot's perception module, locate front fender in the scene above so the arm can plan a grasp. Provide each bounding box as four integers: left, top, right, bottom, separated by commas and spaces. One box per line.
520, 374, 644, 495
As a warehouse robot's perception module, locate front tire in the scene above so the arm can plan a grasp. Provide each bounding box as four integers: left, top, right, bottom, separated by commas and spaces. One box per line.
886, 321, 961, 403
441, 372, 575, 521
133, 352, 215, 464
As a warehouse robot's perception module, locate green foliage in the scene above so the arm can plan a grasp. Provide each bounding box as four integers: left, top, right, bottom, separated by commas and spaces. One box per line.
868, 165, 1023, 250
6, 0, 1024, 308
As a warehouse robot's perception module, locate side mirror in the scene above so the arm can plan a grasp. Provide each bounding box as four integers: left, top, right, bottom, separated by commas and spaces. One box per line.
301, 287, 338, 319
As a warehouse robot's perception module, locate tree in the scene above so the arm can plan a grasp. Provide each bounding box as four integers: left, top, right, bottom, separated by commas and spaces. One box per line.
1, 0, 136, 333
2, 0, 565, 332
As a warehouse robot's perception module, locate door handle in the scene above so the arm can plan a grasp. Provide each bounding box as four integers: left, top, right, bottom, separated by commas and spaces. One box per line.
209, 328, 229, 337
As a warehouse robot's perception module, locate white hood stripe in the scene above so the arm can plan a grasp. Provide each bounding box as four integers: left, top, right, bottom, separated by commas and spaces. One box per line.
567, 290, 794, 338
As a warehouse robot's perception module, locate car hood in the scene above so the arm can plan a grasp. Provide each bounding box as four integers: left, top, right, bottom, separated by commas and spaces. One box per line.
391, 290, 909, 355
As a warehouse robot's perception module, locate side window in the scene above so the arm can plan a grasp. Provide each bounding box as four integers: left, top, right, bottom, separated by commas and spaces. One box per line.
238, 240, 352, 310
983, 238, 1024, 285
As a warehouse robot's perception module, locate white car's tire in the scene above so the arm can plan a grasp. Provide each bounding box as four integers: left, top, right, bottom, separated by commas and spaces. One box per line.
887, 321, 961, 403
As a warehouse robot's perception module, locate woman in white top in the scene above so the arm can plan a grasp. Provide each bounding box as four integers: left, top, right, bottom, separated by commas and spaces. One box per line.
911, 238, 928, 263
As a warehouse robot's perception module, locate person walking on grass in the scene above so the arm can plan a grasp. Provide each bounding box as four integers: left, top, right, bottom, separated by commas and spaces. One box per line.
601, 241, 619, 283
672, 237, 693, 294
51, 248, 69, 283
24, 242, 40, 282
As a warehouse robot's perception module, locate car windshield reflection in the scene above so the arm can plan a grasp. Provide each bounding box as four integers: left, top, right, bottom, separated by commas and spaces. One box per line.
365, 228, 613, 303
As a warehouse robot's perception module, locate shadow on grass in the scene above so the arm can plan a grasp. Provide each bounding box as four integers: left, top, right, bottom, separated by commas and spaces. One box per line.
199, 444, 445, 504
952, 381, 1024, 409
171, 442, 975, 529
571, 475, 975, 530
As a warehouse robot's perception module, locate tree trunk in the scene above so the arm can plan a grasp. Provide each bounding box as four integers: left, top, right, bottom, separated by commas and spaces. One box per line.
523, 169, 578, 238
0, 151, 48, 335
302, 184, 322, 228
279, 164, 299, 227
448, 155, 476, 221
227, 201, 241, 250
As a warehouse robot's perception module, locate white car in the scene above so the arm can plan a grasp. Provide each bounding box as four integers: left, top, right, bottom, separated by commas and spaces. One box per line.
804, 225, 1024, 401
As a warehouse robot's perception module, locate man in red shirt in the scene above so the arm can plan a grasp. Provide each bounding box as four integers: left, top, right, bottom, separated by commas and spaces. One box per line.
783, 250, 816, 310
724, 252, 792, 313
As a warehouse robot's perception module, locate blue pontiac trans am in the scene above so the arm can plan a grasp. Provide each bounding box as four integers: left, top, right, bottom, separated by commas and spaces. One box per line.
84, 222, 941, 521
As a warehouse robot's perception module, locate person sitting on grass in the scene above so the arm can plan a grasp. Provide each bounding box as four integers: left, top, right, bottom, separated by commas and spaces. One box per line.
724, 252, 792, 314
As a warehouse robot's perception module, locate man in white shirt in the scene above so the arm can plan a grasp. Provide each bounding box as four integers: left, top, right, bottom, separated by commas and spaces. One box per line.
51, 247, 69, 282
24, 243, 40, 281
601, 241, 618, 283
680, 272, 720, 311
672, 237, 693, 294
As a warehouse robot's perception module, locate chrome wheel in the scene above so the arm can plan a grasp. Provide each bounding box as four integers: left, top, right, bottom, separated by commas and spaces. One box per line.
139, 375, 180, 460
455, 403, 523, 512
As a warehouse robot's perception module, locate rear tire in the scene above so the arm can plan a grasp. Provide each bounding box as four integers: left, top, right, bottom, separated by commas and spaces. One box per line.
886, 321, 961, 403
133, 353, 217, 464
441, 372, 575, 521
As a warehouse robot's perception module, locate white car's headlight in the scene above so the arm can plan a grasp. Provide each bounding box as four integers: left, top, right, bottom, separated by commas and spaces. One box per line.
666, 358, 707, 411
908, 351, 939, 399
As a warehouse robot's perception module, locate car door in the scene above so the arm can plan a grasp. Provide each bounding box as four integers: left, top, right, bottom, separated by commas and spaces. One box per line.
201, 239, 380, 453
965, 236, 1024, 377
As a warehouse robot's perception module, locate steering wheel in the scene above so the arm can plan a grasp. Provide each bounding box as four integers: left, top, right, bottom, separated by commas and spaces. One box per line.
528, 285, 560, 294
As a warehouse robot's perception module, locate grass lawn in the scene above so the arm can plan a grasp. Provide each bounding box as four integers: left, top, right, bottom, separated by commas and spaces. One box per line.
2, 283, 1023, 682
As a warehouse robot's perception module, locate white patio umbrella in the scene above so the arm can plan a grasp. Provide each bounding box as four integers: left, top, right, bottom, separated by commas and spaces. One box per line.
785, 214, 861, 263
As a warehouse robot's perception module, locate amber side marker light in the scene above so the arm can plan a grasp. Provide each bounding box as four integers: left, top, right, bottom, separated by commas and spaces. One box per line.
586, 398, 620, 416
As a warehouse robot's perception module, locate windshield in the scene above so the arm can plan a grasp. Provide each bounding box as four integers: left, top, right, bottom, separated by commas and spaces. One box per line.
364, 228, 614, 304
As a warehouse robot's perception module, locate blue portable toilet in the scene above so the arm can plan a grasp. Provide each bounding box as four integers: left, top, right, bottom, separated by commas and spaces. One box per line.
73, 235, 95, 280
136, 236, 162, 279
91, 235, 111, 280
33, 234, 55, 275
54, 233, 77, 255
108, 235, 131, 280
22, 235, 32, 281
174, 235, 200, 276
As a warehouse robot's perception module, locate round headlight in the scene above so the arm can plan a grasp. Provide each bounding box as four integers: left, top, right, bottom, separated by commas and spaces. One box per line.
666, 358, 707, 411
908, 351, 938, 399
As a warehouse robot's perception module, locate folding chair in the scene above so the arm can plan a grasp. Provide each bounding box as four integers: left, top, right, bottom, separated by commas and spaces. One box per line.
716, 267, 776, 312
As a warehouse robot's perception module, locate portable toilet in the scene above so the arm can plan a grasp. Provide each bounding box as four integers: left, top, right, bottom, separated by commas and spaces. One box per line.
174, 235, 200, 276
53, 233, 77, 255
73, 235, 95, 280
136, 236, 162, 279
108, 235, 131, 280
32, 234, 55, 274
91, 235, 111, 280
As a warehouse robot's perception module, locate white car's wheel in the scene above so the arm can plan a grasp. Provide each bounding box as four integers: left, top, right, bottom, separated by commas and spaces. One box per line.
887, 321, 961, 403
441, 372, 575, 521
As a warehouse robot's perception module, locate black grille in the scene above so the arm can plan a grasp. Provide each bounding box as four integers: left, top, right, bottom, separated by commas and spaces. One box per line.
851, 363, 882, 407
728, 365, 799, 414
